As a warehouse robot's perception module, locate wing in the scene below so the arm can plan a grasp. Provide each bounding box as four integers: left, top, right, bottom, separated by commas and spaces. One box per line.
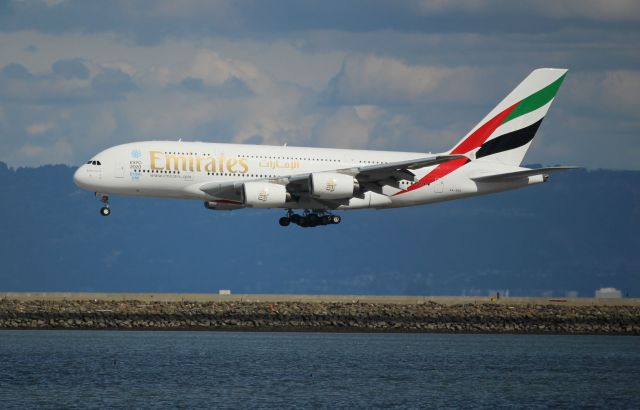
285, 154, 465, 194
470, 166, 578, 182
198, 154, 465, 202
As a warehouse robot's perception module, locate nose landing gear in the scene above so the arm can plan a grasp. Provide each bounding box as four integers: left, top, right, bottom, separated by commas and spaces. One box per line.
279, 209, 341, 228
97, 194, 111, 216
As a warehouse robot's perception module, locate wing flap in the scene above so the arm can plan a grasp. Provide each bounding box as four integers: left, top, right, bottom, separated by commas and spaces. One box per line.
353, 155, 465, 182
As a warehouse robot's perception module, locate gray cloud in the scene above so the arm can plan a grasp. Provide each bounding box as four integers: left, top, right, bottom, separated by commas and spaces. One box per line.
323, 55, 487, 106
52, 58, 89, 80
1, 0, 639, 46
179, 76, 204, 91
91, 68, 137, 98
2, 63, 34, 80
180, 75, 254, 97
0, 60, 137, 104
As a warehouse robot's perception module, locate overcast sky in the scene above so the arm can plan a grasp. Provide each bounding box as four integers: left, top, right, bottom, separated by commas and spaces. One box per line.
1, 0, 638, 169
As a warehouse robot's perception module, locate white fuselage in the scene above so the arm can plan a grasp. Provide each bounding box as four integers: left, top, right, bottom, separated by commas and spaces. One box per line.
73, 141, 542, 211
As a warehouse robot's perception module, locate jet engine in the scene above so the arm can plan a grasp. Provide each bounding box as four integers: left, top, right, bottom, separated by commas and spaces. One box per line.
309, 172, 359, 199
242, 182, 288, 207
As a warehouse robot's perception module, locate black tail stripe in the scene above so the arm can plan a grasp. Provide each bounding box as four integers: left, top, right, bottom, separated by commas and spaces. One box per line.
477, 119, 543, 159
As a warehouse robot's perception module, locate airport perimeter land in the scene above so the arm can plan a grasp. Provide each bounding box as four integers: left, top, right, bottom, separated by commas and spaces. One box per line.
1, 293, 639, 334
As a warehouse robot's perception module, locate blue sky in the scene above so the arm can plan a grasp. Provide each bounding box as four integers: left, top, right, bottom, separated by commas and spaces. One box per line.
1, 0, 639, 169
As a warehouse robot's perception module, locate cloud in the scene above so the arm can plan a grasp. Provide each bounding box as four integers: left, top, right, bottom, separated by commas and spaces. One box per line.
1, 0, 639, 49
564, 69, 640, 116
531, 0, 640, 22
27, 122, 55, 135
0, 60, 137, 103
417, 0, 640, 22
51, 58, 89, 79
16, 138, 73, 164
602, 70, 640, 109
18, 138, 72, 163
19, 144, 45, 158
313, 106, 371, 149
2, 63, 34, 80
91, 68, 137, 98
180, 75, 253, 97
179, 76, 204, 91
183, 50, 271, 97
323, 55, 483, 105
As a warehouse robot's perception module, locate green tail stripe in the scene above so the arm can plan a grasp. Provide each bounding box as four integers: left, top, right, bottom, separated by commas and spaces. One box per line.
502, 73, 566, 125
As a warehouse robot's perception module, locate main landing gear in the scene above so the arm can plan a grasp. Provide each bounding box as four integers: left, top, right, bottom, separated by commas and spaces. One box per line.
97, 194, 111, 217
279, 209, 341, 228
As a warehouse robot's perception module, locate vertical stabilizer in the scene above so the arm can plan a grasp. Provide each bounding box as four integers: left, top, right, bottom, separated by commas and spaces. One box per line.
449, 68, 567, 166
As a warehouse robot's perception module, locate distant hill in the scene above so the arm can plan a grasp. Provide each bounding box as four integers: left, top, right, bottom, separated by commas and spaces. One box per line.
0, 162, 638, 297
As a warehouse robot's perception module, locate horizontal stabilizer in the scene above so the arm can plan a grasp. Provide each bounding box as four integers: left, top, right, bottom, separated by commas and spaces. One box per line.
471, 166, 578, 182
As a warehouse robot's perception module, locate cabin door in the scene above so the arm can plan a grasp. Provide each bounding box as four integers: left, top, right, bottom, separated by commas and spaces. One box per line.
114, 161, 125, 178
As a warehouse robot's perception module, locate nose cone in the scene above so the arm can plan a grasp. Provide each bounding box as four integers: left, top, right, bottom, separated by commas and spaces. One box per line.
73, 165, 89, 189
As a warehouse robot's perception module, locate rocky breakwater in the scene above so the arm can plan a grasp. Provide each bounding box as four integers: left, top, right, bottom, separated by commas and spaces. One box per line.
0, 299, 639, 334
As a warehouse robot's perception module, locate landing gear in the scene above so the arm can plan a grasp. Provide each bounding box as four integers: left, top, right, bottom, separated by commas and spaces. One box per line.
97, 194, 111, 217
278, 209, 342, 228
278, 216, 290, 226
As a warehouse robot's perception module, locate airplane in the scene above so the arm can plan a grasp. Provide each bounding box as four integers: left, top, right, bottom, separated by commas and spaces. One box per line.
74, 68, 575, 228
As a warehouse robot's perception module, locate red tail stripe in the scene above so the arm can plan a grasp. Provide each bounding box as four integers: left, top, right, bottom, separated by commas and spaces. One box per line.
396, 157, 470, 194
395, 101, 519, 196
450, 102, 519, 154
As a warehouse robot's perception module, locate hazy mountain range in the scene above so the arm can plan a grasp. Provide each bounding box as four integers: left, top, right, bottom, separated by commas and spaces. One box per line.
0, 162, 638, 297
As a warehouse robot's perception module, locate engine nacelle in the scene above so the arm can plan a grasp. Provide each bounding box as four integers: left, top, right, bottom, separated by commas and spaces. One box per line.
309, 172, 359, 199
204, 201, 243, 211
242, 182, 288, 208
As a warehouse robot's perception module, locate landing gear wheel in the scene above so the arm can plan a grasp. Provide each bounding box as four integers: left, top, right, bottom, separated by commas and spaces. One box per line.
278, 217, 290, 227
290, 214, 301, 225
321, 215, 331, 225
331, 215, 341, 224
298, 217, 309, 228
100, 207, 111, 216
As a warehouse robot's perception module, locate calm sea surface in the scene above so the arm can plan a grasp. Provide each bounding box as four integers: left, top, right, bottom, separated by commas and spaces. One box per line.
0, 331, 638, 409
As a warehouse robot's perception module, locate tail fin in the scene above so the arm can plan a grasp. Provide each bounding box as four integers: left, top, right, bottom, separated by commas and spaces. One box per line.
449, 68, 567, 166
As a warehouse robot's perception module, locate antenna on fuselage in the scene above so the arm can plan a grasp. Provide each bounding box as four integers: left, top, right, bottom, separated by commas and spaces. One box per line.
178, 138, 182, 142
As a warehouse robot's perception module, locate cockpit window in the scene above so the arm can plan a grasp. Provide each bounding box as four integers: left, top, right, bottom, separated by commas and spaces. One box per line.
87, 161, 92, 164
88, 160, 102, 166
96, 161, 101, 166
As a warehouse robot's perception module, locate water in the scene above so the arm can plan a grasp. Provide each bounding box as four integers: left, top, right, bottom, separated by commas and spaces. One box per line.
0, 331, 638, 409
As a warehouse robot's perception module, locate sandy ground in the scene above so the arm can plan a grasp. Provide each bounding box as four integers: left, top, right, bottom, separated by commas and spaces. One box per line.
1, 292, 637, 306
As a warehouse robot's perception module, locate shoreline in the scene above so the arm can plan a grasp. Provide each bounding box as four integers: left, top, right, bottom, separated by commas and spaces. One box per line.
2, 292, 638, 305
1, 294, 639, 335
